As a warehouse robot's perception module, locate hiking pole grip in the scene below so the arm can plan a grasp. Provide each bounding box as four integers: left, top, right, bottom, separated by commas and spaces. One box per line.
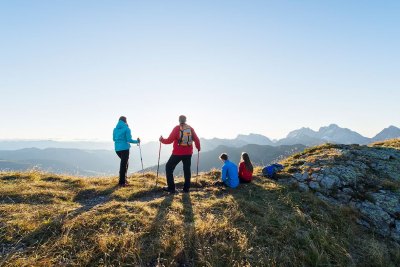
156, 141, 161, 186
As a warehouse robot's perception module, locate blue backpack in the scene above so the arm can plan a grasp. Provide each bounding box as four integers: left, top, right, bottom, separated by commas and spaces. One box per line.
262, 164, 284, 179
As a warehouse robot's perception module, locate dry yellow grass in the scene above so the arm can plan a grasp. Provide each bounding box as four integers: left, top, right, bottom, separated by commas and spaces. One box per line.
370, 138, 400, 149
1, 169, 399, 266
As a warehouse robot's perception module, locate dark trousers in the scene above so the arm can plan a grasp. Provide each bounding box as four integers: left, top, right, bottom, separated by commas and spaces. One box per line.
165, 155, 192, 191
116, 149, 129, 184
239, 177, 251, 183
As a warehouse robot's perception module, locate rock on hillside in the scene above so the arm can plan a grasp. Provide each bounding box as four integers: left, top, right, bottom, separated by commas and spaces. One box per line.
279, 140, 400, 242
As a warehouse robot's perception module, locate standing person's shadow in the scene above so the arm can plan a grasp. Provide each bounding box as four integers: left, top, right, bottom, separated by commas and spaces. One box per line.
140, 193, 196, 266
139, 194, 175, 265
180, 193, 196, 266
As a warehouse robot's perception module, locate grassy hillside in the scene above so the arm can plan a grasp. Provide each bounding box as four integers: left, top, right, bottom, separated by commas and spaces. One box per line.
370, 138, 400, 149
1, 169, 399, 266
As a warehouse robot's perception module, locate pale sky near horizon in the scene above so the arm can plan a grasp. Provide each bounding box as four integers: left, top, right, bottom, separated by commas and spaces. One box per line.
1, 1, 399, 142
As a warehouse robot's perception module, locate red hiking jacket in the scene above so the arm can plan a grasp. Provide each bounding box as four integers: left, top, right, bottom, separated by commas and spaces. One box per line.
238, 162, 253, 182
161, 125, 201, 155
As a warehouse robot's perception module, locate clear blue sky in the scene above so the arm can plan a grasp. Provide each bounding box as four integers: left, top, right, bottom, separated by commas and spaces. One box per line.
1, 1, 399, 142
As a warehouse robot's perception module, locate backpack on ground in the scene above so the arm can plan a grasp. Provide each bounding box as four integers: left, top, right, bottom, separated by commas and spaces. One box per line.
178, 125, 193, 146
262, 164, 284, 179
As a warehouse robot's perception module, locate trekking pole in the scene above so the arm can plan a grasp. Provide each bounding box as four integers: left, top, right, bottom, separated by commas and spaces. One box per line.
156, 141, 161, 186
195, 150, 200, 184
138, 143, 144, 177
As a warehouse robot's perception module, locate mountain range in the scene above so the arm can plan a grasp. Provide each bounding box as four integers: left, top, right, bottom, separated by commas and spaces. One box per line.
276, 124, 370, 146
1, 124, 399, 151
0, 124, 399, 176
198, 124, 400, 148
0, 148, 119, 176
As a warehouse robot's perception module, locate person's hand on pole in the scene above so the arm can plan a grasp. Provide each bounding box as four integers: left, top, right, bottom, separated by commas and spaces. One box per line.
159, 136, 163, 142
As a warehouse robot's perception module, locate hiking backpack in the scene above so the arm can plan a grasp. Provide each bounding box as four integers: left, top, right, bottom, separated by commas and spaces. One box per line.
178, 125, 193, 146
262, 163, 284, 179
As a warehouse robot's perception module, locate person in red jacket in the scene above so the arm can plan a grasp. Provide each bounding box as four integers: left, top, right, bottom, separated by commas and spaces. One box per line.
238, 152, 253, 183
159, 115, 201, 193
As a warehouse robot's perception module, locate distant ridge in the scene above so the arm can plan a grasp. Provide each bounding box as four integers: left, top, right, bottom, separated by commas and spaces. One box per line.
235, 133, 274, 146
1, 124, 399, 150
372, 125, 400, 142
1, 124, 399, 176
278, 124, 371, 146
200, 124, 400, 148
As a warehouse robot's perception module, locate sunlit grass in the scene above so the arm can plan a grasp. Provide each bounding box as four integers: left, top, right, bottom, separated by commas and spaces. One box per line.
370, 138, 400, 149
1, 170, 399, 266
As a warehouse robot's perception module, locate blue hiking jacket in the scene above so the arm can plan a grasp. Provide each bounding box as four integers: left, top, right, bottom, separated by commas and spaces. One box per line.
113, 120, 139, 151
221, 160, 239, 188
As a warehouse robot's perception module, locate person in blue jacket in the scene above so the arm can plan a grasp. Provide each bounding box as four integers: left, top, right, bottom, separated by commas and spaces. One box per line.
113, 116, 140, 186
218, 153, 239, 188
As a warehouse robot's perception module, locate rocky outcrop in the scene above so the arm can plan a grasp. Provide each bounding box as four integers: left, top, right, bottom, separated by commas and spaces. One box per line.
279, 142, 400, 242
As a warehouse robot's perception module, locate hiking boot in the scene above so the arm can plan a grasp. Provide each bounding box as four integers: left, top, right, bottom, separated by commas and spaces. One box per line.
182, 188, 190, 193
162, 187, 177, 194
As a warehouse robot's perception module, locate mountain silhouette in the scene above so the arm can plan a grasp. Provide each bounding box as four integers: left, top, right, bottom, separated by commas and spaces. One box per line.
277, 124, 391, 146
372, 125, 400, 142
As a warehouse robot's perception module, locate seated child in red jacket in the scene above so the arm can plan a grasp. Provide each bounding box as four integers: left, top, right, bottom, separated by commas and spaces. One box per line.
238, 152, 253, 183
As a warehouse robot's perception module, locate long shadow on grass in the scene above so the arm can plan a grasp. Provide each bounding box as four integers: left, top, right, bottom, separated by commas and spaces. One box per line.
227, 177, 344, 265
0, 184, 121, 265
19, 185, 120, 247
206, 177, 295, 265
0, 175, 86, 205
42, 175, 85, 189
230, 178, 286, 232
124, 187, 171, 202
0, 192, 64, 205
179, 193, 196, 266
138, 194, 174, 266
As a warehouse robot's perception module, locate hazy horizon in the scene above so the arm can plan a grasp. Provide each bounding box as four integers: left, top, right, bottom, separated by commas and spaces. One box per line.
1, 1, 399, 142
0, 123, 398, 144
